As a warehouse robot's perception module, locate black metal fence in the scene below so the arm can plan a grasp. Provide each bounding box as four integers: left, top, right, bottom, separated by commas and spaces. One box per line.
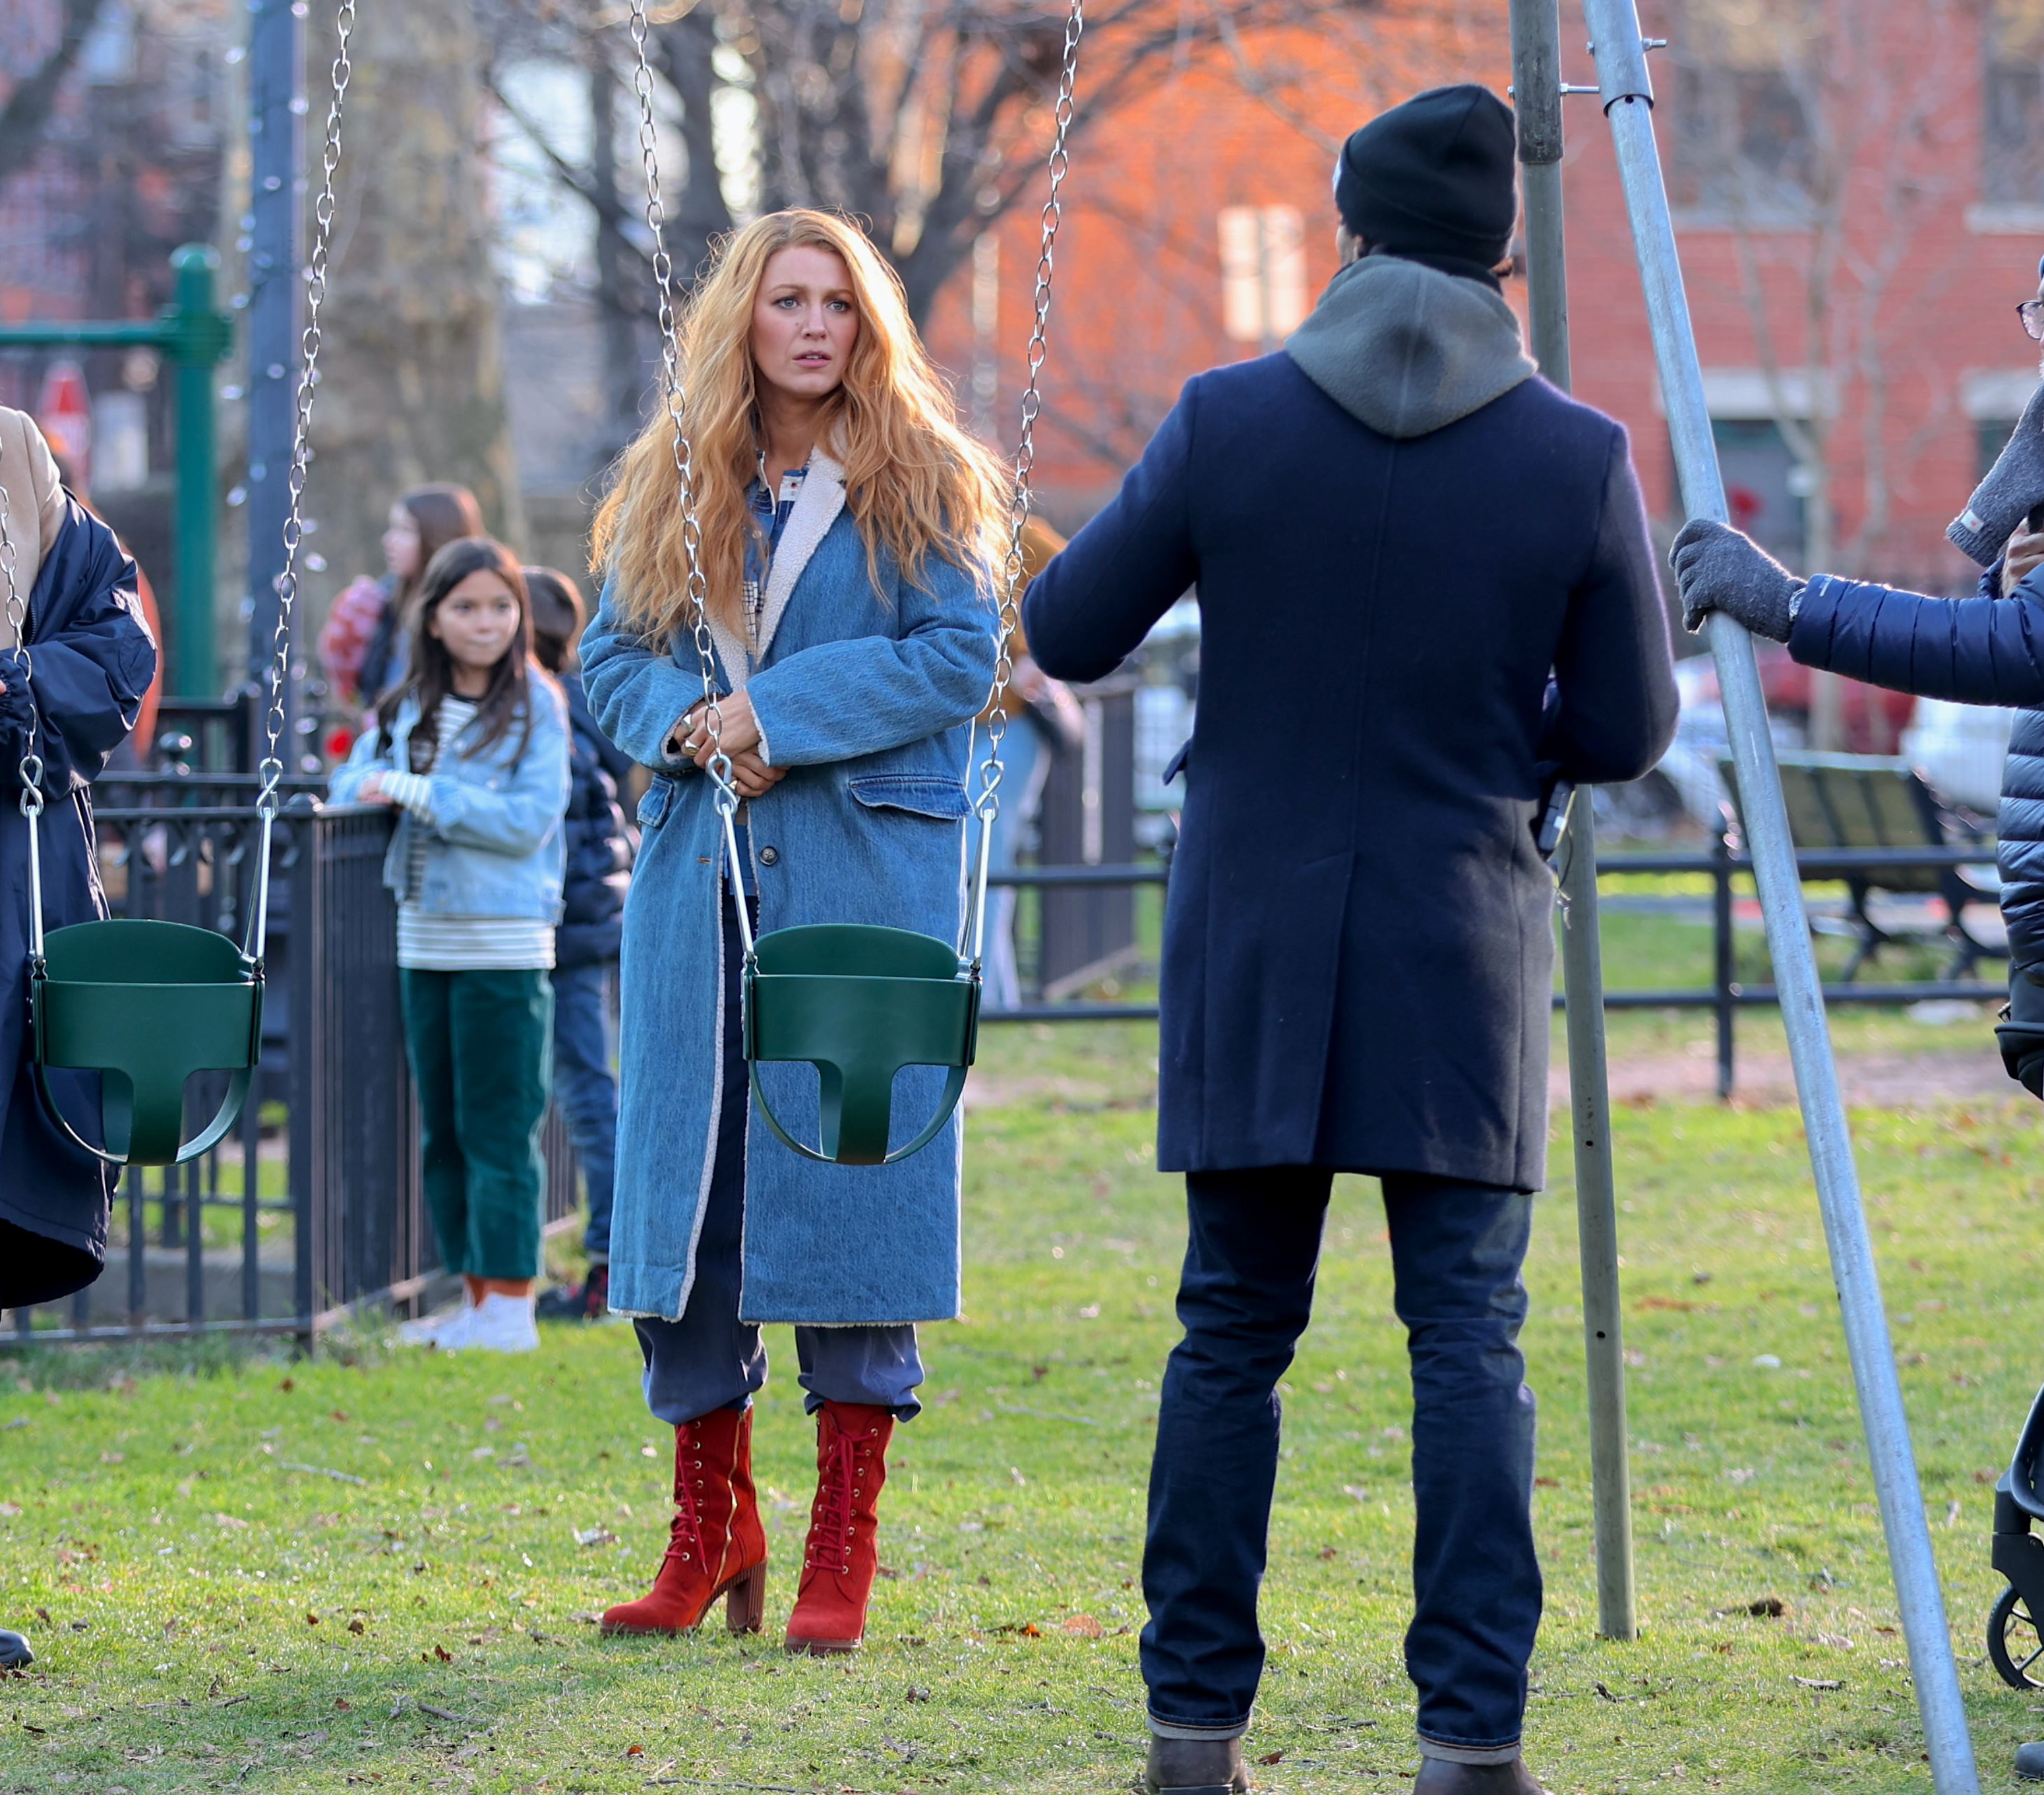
8, 788, 2002, 1343
6, 781, 579, 1344
977, 840, 2012, 1100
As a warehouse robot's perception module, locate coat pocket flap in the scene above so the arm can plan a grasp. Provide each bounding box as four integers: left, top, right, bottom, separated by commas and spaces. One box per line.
846, 774, 971, 821
1161, 740, 1191, 785
636, 776, 675, 829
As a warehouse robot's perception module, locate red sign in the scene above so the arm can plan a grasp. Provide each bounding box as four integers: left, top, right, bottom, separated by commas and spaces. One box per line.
37, 361, 91, 491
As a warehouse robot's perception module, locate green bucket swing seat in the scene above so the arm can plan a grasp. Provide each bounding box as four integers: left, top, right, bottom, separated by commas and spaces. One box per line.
744, 922, 981, 1167
32, 917, 264, 1167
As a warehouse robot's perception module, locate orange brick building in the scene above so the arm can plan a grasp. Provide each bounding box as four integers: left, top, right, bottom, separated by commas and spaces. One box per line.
934, 0, 2044, 606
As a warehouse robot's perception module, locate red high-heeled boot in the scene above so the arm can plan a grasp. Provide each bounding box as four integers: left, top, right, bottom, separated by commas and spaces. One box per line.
784, 1401, 894, 1655
601, 1405, 767, 1636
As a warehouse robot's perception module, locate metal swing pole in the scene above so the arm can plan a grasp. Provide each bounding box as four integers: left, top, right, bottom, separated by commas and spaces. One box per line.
1581, 3, 1978, 1787
1511, 0, 1637, 1645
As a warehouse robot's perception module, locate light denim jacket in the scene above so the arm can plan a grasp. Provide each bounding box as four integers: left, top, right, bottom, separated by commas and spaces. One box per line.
328, 678, 571, 920
582, 452, 998, 1324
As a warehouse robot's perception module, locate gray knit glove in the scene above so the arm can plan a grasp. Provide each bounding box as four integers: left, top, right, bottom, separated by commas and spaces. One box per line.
1668, 519, 1804, 641
1952, 382, 2044, 565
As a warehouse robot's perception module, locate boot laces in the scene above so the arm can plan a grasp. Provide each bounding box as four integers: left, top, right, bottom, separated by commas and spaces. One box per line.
663, 1421, 708, 1570
804, 1428, 872, 1573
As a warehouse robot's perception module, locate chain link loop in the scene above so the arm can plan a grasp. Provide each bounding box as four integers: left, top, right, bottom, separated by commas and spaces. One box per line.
975, 0, 1085, 837
625, 0, 736, 809
261, 0, 357, 819
0, 467, 43, 819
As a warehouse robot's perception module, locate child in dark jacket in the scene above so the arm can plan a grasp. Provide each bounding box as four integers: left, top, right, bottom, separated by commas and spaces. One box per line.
526, 568, 634, 1319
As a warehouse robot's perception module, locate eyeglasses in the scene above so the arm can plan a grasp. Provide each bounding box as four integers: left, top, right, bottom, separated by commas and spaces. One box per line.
2022, 298, 2044, 341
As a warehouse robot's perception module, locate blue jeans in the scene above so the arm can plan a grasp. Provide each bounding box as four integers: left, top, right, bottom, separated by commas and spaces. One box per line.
548, 960, 618, 1260
633, 897, 922, 1424
1141, 1168, 1538, 1761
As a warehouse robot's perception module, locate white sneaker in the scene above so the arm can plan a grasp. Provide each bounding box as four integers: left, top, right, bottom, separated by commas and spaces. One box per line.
445, 1291, 539, 1354
398, 1300, 472, 1346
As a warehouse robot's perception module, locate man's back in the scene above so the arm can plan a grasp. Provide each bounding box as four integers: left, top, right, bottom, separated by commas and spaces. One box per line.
1025, 264, 1675, 1190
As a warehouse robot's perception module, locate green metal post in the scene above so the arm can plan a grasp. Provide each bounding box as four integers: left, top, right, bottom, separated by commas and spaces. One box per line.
164, 245, 231, 698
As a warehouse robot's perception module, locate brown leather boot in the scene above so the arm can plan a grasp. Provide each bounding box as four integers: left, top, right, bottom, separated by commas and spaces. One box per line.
783, 1401, 893, 1655
1143, 1734, 1249, 1793
601, 1406, 767, 1636
1412, 1757, 1548, 1795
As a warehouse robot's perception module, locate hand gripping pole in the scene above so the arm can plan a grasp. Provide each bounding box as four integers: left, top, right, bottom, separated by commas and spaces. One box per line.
1582, 4, 1978, 1787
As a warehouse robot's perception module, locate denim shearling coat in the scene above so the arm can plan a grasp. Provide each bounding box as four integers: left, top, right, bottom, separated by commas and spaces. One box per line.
582, 453, 996, 1324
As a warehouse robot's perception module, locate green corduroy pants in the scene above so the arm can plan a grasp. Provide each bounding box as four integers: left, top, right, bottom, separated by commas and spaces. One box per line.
399, 967, 554, 1281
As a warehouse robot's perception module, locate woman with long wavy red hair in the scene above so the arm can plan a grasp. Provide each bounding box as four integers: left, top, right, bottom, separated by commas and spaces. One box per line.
582, 209, 1001, 1655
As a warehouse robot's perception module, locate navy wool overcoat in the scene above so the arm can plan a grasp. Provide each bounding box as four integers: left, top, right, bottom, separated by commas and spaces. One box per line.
1025, 351, 1677, 1192
1, 495, 156, 1303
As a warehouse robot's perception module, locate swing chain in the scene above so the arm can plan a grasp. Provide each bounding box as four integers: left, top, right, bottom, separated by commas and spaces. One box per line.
262, 0, 356, 823
625, 0, 736, 812
0, 467, 42, 820
977, 0, 1085, 836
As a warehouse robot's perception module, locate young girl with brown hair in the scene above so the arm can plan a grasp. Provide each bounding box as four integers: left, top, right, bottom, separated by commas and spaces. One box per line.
331, 537, 571, 1352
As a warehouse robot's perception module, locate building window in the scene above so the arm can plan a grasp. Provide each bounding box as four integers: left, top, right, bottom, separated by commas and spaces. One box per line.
1217, 206, 1308, 349
1981, 416, 2022, 476
1668, 1, 1819, 221
1714, 418, 1807, 560
1987, 1, 2044, 205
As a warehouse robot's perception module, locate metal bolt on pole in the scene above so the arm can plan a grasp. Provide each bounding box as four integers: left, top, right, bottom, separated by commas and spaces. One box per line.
1511, 0, 1636, 1643
1581, 3, 1978, 1787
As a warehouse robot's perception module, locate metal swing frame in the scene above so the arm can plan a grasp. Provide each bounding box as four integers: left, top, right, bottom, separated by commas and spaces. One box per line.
620, 0, 1085, 1167
1511, 2, 1981, 1787
12, 0, 358, 1169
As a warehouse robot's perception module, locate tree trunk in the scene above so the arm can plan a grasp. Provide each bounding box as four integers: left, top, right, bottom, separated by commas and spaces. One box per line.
307, 0, 524, 608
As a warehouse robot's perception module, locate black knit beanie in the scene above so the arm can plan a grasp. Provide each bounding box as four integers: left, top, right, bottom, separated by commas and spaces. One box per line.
1333, 84, 1518, 282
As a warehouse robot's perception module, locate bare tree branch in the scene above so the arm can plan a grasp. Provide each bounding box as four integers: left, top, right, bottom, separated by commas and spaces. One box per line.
0, 0, 109, 188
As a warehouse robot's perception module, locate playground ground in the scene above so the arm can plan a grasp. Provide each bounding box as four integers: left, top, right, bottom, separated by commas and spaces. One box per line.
7, 995, 2044, 1793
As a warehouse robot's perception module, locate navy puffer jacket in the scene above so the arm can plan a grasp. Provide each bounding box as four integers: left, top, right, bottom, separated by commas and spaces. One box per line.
1786, 564, 2044, 969
555, 667, 634, 968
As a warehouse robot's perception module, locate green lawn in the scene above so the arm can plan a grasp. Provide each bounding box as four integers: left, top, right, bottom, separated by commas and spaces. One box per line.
9, 1020, 2044, 1792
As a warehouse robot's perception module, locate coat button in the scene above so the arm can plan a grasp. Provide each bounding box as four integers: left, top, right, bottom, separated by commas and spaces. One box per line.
758, 845, 780, 867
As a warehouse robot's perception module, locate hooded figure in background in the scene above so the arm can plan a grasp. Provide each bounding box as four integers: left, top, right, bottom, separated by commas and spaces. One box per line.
0, 406, 158, 1316
1024, 85, 1677, 1795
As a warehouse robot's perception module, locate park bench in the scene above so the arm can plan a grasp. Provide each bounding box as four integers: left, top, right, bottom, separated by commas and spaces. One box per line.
1717, 750, 2003, 982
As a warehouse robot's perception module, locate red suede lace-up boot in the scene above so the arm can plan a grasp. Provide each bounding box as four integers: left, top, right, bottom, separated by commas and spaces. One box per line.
783, 1401, 894, 1655
601, 1405, 767, 1636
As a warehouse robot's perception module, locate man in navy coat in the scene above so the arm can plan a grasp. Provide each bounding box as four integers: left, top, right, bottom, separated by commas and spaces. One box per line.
1025, 86, 1677, 1795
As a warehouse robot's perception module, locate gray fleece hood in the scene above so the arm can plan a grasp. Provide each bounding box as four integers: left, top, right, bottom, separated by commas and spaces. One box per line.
1284, 254, 1536, 440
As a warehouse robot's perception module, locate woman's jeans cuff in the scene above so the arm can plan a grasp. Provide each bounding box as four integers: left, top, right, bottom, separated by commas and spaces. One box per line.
1148, 1714, 1249, 1742
1418, 1735, 1522, 1766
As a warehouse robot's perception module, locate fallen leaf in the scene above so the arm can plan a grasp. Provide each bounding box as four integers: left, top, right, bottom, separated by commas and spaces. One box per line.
1594, 1681, 1619, 1703
347, 1618, 366, 1635
1749, 1597, 1786, 1617
1792, 1676, 1842, 1690
1257, 1750, 1286, 1766
626, 1744, 645, 1757
1062, 1614, 1103, 1638
905, 1685, 930, 1702
328, 1411, 349, 1424
0, 1502, 21, 1517
279, 1378, 295, 1393
305, 1612, 320, 1626
1534, 1477, 1560, 1488
334, 1697, 352, 1711
100, 1450, 125, 1464
431, 1643, 452, 1663
213, 1513, 250, 1530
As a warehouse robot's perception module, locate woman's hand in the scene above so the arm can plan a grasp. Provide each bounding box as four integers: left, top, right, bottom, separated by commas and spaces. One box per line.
726, 750, 787, 800
2005, 525, 2044, 595
677, 692, 764, 764
356, 771, 396, 806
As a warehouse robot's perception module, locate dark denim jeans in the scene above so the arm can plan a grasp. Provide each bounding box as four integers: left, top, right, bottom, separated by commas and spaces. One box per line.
548, 960, 618, 1260
1141, 1167, 1538, 1760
